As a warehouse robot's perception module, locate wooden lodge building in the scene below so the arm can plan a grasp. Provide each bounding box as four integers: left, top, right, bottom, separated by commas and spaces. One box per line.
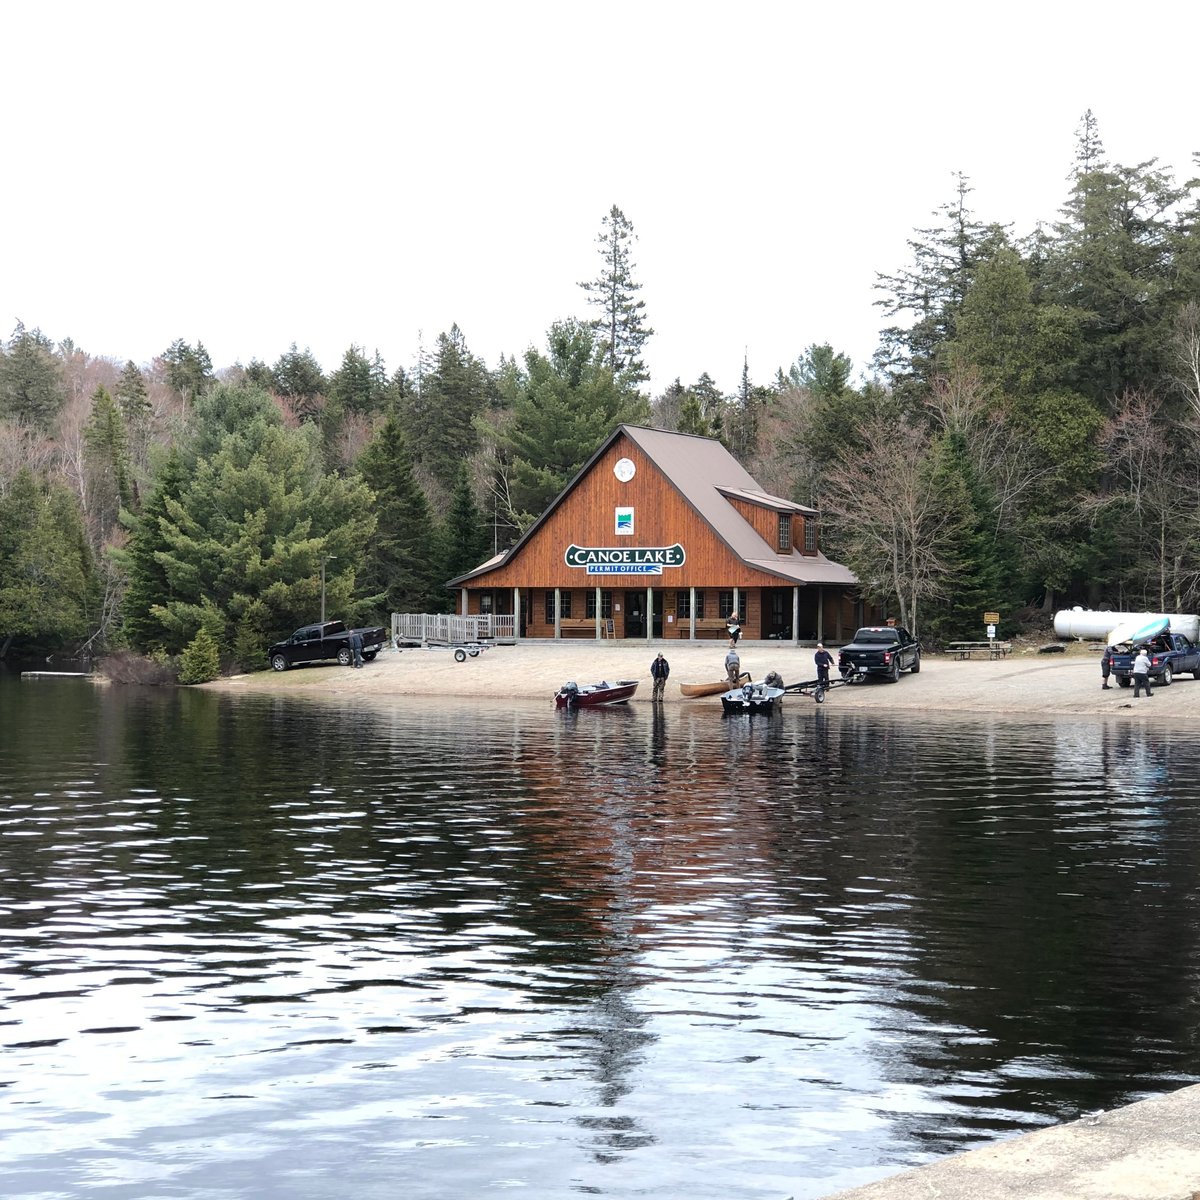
448, 424, 870, 643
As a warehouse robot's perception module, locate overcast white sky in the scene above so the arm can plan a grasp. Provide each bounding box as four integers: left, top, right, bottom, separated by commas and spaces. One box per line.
4, 1, 1198, 396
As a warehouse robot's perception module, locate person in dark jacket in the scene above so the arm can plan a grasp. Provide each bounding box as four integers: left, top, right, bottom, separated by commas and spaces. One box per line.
1101, 645, 1115, 689
814, 643, 835, 688
349, 629, 364, 668
726, 612, 741, 648
650, 652, 670, 702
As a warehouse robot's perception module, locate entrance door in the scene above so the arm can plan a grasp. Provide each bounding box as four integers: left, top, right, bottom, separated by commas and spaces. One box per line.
624, 589, 645, 639
765, 589, 791, 640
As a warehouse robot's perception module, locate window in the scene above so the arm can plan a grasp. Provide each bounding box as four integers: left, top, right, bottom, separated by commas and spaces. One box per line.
585, 590, 612, 619
544, 592, 572, 623
804, 518, 817, 553
479, 592, 493, 615
777, 513, 792, 552
719, 591, 735, 619
677, 591, 704, 619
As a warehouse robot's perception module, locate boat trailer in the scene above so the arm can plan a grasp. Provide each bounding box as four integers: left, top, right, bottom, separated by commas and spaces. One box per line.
779, 667, 864, 704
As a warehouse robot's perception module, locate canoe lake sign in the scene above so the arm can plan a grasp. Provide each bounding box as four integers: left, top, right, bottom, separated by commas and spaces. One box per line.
565, 543, 686, 575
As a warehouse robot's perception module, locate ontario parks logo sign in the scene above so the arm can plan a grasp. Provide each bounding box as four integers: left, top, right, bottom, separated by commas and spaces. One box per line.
564, 543, 686, 575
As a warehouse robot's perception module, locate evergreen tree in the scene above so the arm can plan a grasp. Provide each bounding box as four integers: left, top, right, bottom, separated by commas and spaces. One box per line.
486, 319, 650, 530
1043, 113, 1183, 404
161, 339, 213, 402
133, 383, 375, 652
439, 464, 490, 583
579, 205, 654, 385
0, 322, 65, 428
691, 372, 726, 439
874, 174, 1009, 398
357, 410, 443, 614
117, 449, 187, 652
0, 469, 97, 656
270, 343, 327, 421
179, 625, 221, 683
83, 385, 134, 547
923, 429, 1012, 638
114, 360, 151, 427
402, 325, 491, 494
242, 358, 274, 390
328, 345, 377, 416
788, 343, 854, 398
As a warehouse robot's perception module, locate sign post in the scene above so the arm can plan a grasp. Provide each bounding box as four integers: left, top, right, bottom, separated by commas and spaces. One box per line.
984, 611, 1000, 651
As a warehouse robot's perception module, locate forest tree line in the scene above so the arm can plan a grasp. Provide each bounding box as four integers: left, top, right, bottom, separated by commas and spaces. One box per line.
3, 114, 1200, 670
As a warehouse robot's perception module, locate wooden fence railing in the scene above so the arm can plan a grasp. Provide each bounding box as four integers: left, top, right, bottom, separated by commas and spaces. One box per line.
391, 613, 517, 645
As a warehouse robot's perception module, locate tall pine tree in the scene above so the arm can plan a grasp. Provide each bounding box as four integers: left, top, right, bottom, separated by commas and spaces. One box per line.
579, 205, 654, 386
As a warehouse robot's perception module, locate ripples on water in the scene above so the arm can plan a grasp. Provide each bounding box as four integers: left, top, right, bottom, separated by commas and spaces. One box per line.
2, 674, 1199, 1199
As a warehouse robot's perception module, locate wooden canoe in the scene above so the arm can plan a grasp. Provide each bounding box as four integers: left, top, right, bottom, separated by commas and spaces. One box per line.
680, 673, 748, 698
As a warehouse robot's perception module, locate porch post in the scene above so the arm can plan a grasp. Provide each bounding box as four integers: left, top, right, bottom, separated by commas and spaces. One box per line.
513, 587, 521, 641
793, 587, 801, 646
646, 587, 655, 642
816, 586, 824, 643
595, 586, 602, 639
690, 586, 697, 640
733, 587, 741, 630
554, 587, 562, 639
460, 586, 467, 616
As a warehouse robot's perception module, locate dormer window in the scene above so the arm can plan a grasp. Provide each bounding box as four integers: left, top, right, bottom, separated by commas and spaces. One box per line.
777, 513, 792, 552
804, 518, 817, 553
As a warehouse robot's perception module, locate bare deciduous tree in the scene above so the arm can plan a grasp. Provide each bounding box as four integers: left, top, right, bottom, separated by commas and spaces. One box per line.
1091, 389, 1200, 611
1170, 301, 1200, 419
822, 416, 968, 633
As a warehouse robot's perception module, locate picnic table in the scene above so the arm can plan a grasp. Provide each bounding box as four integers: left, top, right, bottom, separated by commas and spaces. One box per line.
946, 640, 1012, 660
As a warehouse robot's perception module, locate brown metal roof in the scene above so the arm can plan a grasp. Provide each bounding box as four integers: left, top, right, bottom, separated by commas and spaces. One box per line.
449, 424, 858, 588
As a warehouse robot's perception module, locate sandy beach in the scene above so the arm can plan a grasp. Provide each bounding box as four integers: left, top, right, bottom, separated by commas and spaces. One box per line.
207, 638, 1200, 720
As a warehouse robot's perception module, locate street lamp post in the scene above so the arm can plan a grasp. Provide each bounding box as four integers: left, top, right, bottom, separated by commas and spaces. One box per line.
320, 555, 336, 622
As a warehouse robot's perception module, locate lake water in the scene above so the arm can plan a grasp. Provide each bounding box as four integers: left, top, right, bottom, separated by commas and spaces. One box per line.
2, 672, 1199, 1200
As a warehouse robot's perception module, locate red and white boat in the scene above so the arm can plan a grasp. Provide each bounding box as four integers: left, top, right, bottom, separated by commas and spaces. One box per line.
554, 680, 639, 709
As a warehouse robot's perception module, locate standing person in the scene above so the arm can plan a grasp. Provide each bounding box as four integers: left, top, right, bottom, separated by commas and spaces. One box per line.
349, 628, 364, 668
726, 611, 741, 648
650, 651, 670, 702
1132, 645, 1153, 698
1101, 645, 1115, 689
814, 642, 835, 688
725, 646, 741, 685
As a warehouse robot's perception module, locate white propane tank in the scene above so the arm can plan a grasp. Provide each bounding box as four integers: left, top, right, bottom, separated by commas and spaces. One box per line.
1053, 608, 1200, 643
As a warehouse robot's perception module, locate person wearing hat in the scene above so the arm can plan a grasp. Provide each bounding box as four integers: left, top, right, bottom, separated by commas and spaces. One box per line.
1132, 645, 1153, 698
650, 651, 670, 702
1100, 644, 1115, 689
814, 642, 835, 689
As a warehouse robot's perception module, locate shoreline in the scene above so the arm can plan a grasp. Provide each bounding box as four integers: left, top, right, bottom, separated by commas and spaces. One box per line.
204, 639, 1200, 721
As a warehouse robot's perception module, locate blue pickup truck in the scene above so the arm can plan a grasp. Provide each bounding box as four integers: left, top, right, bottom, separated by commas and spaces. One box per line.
1110, 629, 1200, 687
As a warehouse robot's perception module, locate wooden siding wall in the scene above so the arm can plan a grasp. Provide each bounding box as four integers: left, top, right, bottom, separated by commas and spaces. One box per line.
470, 433, 798, 592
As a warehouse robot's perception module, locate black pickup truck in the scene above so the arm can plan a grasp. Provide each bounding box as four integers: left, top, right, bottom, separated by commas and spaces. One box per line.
837, 626, 921, 682
268, 620, 388, 671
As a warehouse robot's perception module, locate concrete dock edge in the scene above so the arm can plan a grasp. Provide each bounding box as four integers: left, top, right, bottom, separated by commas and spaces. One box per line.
819, 1083, 1200, 1200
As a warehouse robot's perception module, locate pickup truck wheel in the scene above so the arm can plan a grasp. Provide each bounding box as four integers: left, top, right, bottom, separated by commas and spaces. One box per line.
1117, 676, 1131, 687
337, 647, 353, 666
362, 651, 377, 661
1161, 664, 1173, 686
271, 653, 289, 672
888, 660, 901, 683
910, 652, 921, 674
